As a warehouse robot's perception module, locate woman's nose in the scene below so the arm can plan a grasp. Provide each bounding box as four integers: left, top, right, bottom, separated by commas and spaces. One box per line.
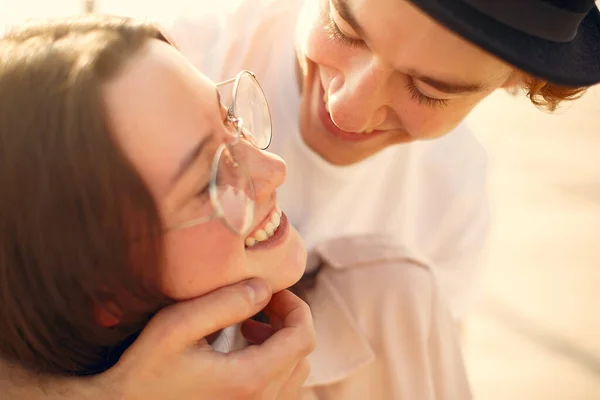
237, 140, 286, 202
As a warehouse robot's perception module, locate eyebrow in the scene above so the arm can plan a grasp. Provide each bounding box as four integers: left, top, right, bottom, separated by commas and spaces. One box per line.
332, 0, 368, 40
408, 70, 488, 95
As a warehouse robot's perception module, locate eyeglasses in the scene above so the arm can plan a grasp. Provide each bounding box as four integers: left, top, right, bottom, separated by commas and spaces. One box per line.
169, 70, 272, 237
217, 70, 272, 150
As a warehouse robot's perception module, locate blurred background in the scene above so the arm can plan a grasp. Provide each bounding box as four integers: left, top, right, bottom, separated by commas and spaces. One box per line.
466, 88, 600, 399
1, 1, 599, 398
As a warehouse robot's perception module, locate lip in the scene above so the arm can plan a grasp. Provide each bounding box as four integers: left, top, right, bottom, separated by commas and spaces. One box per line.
245, 212, 290, 251
317, 83, 385, 143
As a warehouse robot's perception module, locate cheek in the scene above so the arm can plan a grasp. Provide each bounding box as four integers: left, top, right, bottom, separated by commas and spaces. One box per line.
399, 98, 481, 139
160, 227, 248, 300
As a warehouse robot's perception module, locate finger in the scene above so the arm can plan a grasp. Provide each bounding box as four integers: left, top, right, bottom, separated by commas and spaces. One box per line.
136, 279, 272, 352
241, 319, 275, 345
229, 291, 315, 375
260, 291, 315, 356
276, 359, 311, 400
261, 290, 306, 331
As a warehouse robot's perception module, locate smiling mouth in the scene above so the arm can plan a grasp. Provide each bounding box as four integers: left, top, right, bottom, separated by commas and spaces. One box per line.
244, 206, 283, 248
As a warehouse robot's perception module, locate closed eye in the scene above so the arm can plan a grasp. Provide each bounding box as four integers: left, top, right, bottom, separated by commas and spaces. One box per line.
196, 182, 210, 199
405, 80, 449, 108
226, 104, 235, 119
325, 13, 364, 48
223, 112, 253, 143
222, 109, 239, 139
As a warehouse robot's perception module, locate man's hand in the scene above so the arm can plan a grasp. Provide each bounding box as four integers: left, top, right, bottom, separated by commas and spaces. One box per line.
2, 279, 315, 400
103, 279, 315, 400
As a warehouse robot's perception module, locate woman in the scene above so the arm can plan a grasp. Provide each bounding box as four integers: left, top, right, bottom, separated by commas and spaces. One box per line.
0, 15, 470, 399
0, 15, 306, 375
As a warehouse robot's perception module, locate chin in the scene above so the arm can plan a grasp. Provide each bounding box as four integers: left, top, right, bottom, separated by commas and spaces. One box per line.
269, 228, 307, 293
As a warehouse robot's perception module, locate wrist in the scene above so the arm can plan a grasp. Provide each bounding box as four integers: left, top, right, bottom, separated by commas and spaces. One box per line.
74, 375, 121, 400
1, 358, 115, 400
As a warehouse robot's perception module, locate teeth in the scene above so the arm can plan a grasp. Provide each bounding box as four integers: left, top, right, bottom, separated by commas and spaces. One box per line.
254, 230, 268, 241
244, 206, 283, 247
364, 129, 374, 134
271, 211, 281, 227
264, 222, 276, 237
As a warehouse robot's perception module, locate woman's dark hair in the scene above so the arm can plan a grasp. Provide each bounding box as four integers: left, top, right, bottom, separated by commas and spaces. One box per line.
0, 15, 175, 376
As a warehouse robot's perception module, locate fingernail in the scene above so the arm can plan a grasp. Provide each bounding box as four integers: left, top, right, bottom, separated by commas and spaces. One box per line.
246, 279, 270, 304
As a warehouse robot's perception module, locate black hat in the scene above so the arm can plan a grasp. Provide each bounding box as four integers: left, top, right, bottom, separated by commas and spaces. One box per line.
407, 0, 600, 86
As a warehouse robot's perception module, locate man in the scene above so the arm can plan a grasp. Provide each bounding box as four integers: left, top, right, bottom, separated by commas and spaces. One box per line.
167, 0, 598, 317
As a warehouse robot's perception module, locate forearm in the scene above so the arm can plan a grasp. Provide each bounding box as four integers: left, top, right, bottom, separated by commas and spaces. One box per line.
1, 360, 116, 400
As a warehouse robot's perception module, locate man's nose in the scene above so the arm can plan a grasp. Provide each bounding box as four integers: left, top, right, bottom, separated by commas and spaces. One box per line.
327, 63, 391, 132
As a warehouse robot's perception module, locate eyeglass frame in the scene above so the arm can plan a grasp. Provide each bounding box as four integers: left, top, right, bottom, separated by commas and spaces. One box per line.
167, 70, 273, 237
216, 70, 272, 150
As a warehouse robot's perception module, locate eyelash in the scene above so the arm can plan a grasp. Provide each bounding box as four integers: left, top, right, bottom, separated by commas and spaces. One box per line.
405, 81, 449, 108
223, 107, 240, 136
326, 13, 364, 48
196, 183, 210, 199
224, 108, 253, 143
226, 104, 235, 119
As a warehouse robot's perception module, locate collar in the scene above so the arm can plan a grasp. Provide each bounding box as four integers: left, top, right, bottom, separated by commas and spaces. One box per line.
304, 234, 429, 387
303, 269, 375, 387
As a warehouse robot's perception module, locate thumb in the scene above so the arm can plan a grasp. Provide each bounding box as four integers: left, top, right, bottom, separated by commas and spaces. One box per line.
135, 279, 272, 352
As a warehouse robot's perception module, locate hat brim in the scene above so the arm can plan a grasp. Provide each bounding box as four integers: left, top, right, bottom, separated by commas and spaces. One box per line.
408, 0, 600, 86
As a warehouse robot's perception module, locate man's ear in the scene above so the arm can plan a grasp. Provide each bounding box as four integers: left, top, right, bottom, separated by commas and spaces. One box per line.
93, 301, 123, 328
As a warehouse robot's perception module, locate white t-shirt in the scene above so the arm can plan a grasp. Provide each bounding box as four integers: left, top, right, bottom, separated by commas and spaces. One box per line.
165, 0, 490, 317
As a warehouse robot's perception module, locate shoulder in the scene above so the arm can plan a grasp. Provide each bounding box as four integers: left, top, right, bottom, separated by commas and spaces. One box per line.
416, 122, 488, 183
162, 0, 299, 81
399, 123, 489, 216
421, 122, 487, 163
169, 0, 290, 33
